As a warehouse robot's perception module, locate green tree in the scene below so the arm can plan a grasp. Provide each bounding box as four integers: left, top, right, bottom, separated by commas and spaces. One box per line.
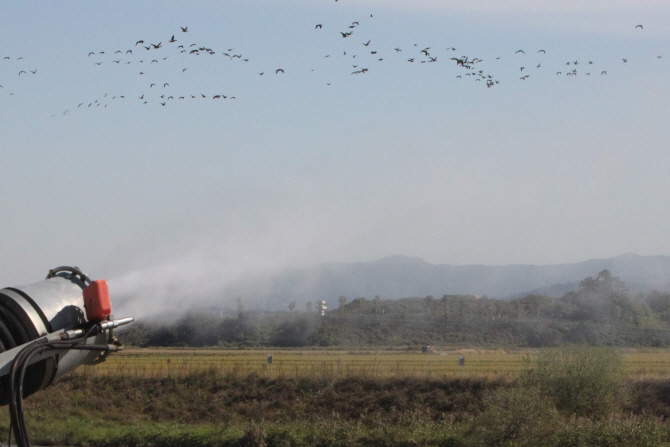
338, 296, 347, 308
374, 295, 381, 314
441, 295, 450, 319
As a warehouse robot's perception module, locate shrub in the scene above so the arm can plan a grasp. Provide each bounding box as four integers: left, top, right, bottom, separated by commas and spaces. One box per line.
467, 387, 559, 447
520, 346, 627, 419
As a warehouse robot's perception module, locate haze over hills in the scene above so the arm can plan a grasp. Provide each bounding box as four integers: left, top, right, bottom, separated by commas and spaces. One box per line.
114, 253, 670, 319
221, 253, 670, 309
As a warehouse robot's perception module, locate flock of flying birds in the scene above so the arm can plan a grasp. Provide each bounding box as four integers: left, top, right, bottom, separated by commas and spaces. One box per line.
0, 14, 663, 117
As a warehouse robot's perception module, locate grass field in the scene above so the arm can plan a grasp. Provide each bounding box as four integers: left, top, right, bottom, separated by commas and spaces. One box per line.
5, 347, 670, 446
81, 348, 670, 379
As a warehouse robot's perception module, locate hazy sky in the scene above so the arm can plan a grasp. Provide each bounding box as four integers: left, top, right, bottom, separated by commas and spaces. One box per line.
1, 1, 669, 298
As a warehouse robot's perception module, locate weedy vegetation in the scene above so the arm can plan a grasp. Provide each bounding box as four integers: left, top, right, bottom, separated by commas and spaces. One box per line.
1, 346, 670, 446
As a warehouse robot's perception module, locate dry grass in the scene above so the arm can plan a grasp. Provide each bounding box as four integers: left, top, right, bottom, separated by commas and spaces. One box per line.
77, 348, 670, 380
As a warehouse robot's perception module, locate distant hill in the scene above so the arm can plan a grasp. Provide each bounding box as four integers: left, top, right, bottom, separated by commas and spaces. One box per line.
221, 253, 670, 309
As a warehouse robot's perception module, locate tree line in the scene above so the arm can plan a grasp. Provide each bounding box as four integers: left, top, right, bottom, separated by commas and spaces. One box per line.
121, 270, 670, 348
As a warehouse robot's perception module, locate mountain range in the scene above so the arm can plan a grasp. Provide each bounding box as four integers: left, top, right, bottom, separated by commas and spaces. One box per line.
221, 253, 670, 309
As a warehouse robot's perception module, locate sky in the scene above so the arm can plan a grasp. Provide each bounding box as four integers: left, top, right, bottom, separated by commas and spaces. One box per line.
1, 0, 669, 305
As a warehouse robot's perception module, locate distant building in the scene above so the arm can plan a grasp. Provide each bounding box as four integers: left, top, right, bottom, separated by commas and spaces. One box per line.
318, 300, 328, 316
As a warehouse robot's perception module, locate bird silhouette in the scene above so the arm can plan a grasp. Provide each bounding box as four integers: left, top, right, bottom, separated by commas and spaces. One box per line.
181, 26, 188, 32
636, 25, 643, 29
276, 68, 285, 74
169, 35, 177, 43
315, 24, 322, 29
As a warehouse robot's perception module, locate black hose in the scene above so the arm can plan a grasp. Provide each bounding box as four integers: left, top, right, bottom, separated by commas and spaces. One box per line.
8, 337, 115, 447
0, 302, 30, 347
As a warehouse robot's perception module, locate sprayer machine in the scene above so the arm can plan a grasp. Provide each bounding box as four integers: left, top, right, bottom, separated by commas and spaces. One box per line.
0, 266, 133, 447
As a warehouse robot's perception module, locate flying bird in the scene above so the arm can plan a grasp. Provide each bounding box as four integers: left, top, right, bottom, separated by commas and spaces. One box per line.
169, 35, 176, 42
516, 50, 525, 54
181, 26, 188, 32
315, 24, 322, 29
275, 68, 285, 74
363, 40, 371, 46
136, 40, 144, 45
636, 24, 643, 29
